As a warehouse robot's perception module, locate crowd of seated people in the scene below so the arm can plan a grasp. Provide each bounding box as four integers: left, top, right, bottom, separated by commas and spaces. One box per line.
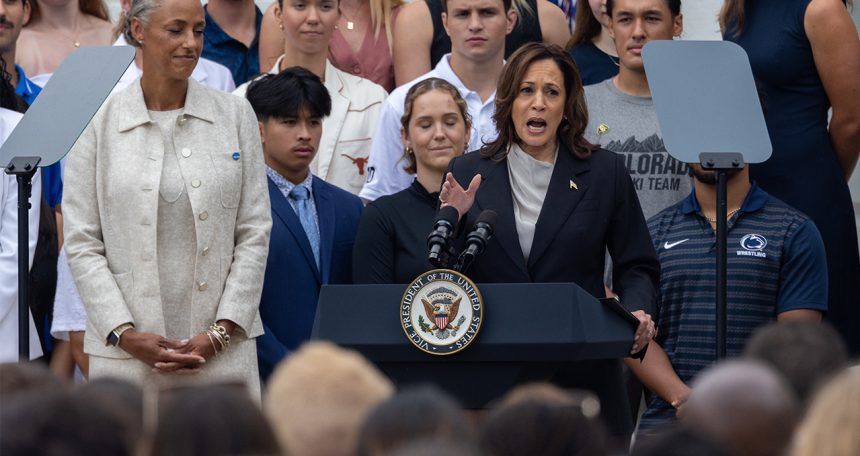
0, 0, 859, 453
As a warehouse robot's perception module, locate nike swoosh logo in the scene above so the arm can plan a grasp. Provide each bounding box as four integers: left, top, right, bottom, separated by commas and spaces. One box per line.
664, 239, 690, 249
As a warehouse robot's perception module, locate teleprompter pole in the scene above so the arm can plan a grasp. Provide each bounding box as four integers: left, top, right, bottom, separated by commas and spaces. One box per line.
700, 152, 744, 360
6, 156, 40, 361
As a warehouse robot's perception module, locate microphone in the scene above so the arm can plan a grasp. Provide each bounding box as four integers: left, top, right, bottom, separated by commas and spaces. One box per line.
427, 206, 459, 268
456, 210, 497, 272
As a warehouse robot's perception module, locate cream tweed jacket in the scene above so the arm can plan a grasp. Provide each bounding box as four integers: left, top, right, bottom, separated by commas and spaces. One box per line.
63, 78, 271, 360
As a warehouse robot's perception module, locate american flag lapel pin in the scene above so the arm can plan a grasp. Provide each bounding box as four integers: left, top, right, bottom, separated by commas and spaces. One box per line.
570, 179, 578, 190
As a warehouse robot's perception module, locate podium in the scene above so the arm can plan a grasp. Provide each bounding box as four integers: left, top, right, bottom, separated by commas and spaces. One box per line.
311, 283, 636, 408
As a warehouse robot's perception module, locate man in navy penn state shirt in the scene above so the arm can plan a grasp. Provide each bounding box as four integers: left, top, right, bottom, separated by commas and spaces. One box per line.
632, 163, 828, 433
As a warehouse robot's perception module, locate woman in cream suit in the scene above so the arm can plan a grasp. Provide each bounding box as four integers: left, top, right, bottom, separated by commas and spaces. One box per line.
63, 0, 271, 395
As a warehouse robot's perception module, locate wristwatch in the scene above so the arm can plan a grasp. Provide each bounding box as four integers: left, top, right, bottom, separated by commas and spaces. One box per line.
107, 323, 135, 347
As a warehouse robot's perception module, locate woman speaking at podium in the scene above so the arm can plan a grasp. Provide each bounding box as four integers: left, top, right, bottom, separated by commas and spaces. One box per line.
62, 0, 271, 395
441, 42, 659, 439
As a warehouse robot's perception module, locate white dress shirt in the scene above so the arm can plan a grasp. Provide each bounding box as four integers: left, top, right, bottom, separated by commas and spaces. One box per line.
0, 108, 43, 361
358, 54, 499, 202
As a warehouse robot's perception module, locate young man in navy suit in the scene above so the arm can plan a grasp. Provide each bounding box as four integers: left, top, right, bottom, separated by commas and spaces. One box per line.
246, 68, 363, 381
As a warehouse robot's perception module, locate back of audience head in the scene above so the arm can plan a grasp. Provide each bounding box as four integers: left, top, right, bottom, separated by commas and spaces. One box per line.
145, 383, 280, 456
0, 362, 62, 398
1, 387, 130, 455
791, 367, 860, 456
246, 67, 332, 122
386, 438, 481, 456
480, 383, 607, 456
356, 384, 473, 456
744, 320, 848, 404
681, 360, 799, 456
266, 341, 394, 456
75, 378, 144, 453
633, 425, 729, 456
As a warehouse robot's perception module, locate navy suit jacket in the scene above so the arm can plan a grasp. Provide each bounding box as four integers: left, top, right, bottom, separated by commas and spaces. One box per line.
257, 176, 362, 381
446, 146, 659, 436
447, 146, 659, 312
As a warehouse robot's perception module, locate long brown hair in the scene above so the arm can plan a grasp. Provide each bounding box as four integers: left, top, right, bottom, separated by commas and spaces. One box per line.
482, 42, 596, 161
565, 0, 601, 49
721, 0, 853, 38
399, 78, 472, 174
27, 0, 110, 25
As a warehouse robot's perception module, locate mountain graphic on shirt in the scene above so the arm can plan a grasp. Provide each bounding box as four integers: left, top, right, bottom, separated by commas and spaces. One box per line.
605, 134, 666, 153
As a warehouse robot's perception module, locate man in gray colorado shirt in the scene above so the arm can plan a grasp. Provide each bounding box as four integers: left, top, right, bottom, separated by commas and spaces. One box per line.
584, 0, 689, 220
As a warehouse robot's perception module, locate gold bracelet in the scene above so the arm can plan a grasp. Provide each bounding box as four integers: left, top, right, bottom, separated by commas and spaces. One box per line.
205, 330, 219, 356
210, 324, 231, 349
208, 329, 226, 352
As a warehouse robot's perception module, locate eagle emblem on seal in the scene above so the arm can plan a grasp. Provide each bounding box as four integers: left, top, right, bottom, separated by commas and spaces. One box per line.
420, 287, 462, 334
401, 269, 484, 355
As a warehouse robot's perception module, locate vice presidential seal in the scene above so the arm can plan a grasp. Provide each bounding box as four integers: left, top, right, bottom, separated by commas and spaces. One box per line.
400, 269, 484, 355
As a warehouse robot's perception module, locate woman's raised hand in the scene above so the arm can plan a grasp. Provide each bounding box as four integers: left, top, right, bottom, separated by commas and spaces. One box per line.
439, 172, 481, 220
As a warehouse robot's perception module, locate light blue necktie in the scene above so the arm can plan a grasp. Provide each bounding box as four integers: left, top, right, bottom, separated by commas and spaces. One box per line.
289, 185, 320, 268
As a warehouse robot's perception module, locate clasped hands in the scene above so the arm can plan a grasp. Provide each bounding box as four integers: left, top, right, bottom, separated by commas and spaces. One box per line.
119, 328, 224, 375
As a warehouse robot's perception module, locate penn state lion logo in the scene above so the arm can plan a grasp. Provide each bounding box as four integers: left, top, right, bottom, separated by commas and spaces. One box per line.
401, 269, 483, 355
737, 233, 768, 258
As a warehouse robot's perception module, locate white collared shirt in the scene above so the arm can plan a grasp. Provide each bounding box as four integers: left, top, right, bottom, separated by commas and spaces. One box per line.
358, 54, 499, 201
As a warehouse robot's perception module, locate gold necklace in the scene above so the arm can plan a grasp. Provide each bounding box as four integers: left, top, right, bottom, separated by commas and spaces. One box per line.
55, 17, 82, 47
341, 14, 355, 30
339, 2, 364, 30
705, 208, 740, 223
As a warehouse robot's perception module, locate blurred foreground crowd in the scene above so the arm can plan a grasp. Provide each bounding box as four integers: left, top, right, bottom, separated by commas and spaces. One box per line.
2, 320, 860, 456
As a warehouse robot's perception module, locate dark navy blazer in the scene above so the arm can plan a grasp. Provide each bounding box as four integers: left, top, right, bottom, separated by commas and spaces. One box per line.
446, 146, 660, 437
256, 176, 362, 381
